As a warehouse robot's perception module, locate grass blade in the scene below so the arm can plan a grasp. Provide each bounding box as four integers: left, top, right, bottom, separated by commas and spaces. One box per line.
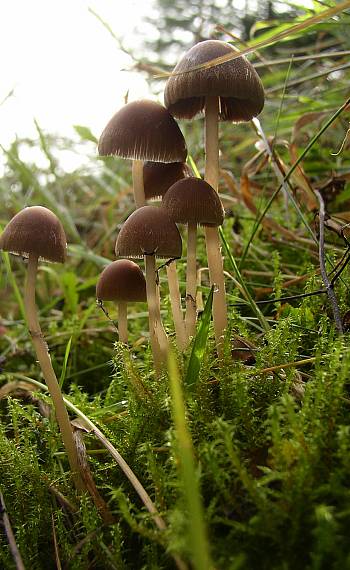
219, 228, 270, 332
185, 286, 213, 390
59, 336, 72, 388
168, 352, 212, 570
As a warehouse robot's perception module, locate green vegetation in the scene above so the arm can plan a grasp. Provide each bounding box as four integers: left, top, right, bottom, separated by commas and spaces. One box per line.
1, 1, 350, 568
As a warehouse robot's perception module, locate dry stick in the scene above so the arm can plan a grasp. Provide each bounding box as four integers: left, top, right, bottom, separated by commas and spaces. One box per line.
145, 255, 169, 373
117, 301, 128, 344
314, 190, 344, 334
0, 491, 26, 570
24, 254, 85, 492
166, 261, 188, 350
132, 159, 145, 208
185, 223, 197, 339
204, 95, 228, 358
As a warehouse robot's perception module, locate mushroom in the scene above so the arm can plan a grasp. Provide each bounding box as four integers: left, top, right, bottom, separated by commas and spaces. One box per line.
143, 159, 193, 351
0, 206, 84, 491
164, 39, 265, 356
96, 259, 147, 344
162, 177, 224, 341
115, 206, 182, 372
98, 99, 187, 208
98, 100, 188, 350
143, 161, 193, 201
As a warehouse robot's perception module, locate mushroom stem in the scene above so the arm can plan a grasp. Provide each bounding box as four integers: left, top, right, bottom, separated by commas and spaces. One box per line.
132, 159, 146, 208
166, 261, 187, 351
204, 95, 227, 358
185, 223, 197, 340
24, 254, 85, 491
117, 301, 128, 344
144, 255, 169, 373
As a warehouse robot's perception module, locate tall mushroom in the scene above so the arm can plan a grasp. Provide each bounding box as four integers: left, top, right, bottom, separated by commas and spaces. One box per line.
164, 39, 264, 357
96, 259, 147, 344
98, 99, 188, 350
162, 177, 224, 341
0, 206, 84, 491
98, 99, 187, 208
115, 206, 182, 373
143, 159, 193, 350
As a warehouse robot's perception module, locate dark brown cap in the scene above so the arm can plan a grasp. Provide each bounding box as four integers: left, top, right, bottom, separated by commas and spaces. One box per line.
115, 206, 182, 259
96, 259, 146, 302
98, 100, 187, 162
162, 177, 224, 226
164, 40, 264, 122
0, 206, 67, 263
143, 161, 193, 200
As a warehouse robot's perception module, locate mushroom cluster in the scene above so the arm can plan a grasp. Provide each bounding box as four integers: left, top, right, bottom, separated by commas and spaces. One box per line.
97, 38, 264, 365
0, 40, 264, 484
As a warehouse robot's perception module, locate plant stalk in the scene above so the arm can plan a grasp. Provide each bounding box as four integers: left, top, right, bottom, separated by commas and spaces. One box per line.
145, 255, 169, 373
132, 159, 146, 208
204, 95, 227, 358
166, 261, 188, 350
185, 223, 197, 340
117, 301, 128, 344
24, 254, 85, 492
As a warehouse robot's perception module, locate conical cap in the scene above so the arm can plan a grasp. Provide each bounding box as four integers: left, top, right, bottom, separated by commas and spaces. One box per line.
115, 206, 182, 259
164, 40, 264, 121
96, 259, 146, 302
98, 100, 187, 162
0, 206, 67, 263
162, 177, 224, 226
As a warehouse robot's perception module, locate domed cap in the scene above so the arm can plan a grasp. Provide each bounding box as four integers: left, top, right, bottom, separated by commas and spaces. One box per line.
115, 206, 182, 259
0, 206, 67, 263
143, 161, 193, 200
98, 100, 187, 162
164, 40, 264, 122
162, 177, 224, 227
96, 260, 146, 302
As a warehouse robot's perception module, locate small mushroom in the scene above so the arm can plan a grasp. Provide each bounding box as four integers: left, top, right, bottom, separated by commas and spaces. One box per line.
98, 99, 187, 208
164, 40, 265, 357
96, 259, 146, 344
0, 206, 84, 491
115, 206, 182, 372
162, 177, 224, 340
143, 161, 193, 201
143, 159, 193, 350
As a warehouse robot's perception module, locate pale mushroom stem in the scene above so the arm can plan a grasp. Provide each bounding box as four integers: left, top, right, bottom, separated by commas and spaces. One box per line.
132, 159, 146, 208
204, 95, 228, 358
144, 255, 169, 373
117, 301, 128, 344
166, 261, 188, 350
24, 254, 85, 491
185, 222, 197, 340
133, 162, 186, 350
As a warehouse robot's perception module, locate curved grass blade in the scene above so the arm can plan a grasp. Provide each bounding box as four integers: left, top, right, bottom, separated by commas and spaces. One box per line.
185, 286, 213, 390
168, 351, 212, 570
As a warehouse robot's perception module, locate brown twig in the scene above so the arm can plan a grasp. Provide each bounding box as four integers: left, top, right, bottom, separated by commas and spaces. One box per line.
0, 491, 26, 570
314, 189, 344, 333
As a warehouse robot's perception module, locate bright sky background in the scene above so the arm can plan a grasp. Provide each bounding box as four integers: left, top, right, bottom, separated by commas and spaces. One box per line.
0, 0, 156, 148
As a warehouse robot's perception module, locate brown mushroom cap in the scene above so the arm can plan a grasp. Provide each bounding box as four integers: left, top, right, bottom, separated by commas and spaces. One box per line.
96, 259, 147, 302
143, 161, 193, 200
162, 177, 224, 227
164, 40, 264, 122
98, 99, 187, 162
115, 206, 182, 259
0, 206, 67, 263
